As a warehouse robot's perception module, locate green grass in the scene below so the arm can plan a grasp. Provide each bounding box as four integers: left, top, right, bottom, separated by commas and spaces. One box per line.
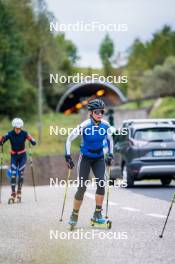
118, 97, 175, 118
0, 113, 82, 162
1, 97, 174, 162
118, 99, 154, 110
150, 97, 175, 118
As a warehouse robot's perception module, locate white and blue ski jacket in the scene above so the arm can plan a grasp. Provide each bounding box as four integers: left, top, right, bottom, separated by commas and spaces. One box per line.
65, 118, 113, 158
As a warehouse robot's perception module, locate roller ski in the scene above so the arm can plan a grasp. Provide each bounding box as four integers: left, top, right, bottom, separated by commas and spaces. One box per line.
91, 209, 112, 229
16, 189, 22, 203
8, 192, 16, 204
68, 211, 78, 231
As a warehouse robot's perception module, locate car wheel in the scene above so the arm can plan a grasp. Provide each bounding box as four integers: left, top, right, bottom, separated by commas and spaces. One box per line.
122, 164, 134, 188
160, 178, 172, 186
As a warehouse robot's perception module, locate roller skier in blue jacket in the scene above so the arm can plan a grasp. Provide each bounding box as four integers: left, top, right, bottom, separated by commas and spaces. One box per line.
65, 99, 114, 227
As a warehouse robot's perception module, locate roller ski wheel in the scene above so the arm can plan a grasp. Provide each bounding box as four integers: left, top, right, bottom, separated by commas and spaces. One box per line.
90, 218, 112, 229
8, 197, 15, 204
16, 196, 21, 203
91, 209, 112, 229
106, 220, 112, 229
68, 212, 78, 231
8, 192, 16, 204
16, 191, 22, 203
69, 222, 76, 231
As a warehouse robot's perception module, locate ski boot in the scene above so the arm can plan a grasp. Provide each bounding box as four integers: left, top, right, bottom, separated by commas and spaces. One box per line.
68, 211, 78, 231
8, 192, 16, 204
16, 189, 22, 203
91, 209, 112, 229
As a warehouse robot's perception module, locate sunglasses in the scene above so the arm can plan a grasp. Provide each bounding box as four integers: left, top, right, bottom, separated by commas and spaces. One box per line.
93, 109, 105, 115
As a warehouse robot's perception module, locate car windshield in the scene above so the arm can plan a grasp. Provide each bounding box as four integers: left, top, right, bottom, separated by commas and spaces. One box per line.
134, 128, 175, 142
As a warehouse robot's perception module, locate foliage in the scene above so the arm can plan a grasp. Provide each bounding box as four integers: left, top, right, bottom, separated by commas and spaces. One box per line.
0, 0, 31, 118
141, 56, 175, 97
127, 26, 175, 99
99, 34, 114, 76
150, 97, 175, 118
0, 0, 78, 117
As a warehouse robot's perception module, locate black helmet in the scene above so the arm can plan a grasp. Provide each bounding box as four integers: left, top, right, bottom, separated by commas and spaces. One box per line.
87, 99, 105, 111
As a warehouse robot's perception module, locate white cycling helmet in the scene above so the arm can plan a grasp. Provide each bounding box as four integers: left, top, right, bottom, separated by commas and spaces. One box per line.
12, 118, 24, 128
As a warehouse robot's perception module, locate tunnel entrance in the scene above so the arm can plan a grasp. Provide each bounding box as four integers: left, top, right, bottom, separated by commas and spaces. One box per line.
56, 81, 127, 114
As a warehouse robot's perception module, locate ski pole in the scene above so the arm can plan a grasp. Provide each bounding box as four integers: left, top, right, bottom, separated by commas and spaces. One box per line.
105, 166, 111, 219
0, 145, 3, 203
159, 192, 175, 238
28, 142, 37, 202
59, 169, 71, 222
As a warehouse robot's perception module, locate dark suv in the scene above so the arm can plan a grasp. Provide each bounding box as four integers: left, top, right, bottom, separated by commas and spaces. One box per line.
114, 120, 175, 187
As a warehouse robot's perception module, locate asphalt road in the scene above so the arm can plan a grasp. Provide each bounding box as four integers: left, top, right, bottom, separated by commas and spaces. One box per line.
0, 181, 175, 264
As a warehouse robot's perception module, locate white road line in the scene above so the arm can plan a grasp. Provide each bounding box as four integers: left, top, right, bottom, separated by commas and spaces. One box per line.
146, 213, 166, 218
85, 192, 117, 206
121, 207, 141, 212
85, 192, 166, 219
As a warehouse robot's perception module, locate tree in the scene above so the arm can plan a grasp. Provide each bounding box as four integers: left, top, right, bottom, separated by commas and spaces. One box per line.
141, 56, 175, 97
0, 0, 36, 118
99, 34, 114, 76
127, 39, 149, 99
146, 26, 175, 68
0, 0, 78, 120
127, 26, 175, 99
